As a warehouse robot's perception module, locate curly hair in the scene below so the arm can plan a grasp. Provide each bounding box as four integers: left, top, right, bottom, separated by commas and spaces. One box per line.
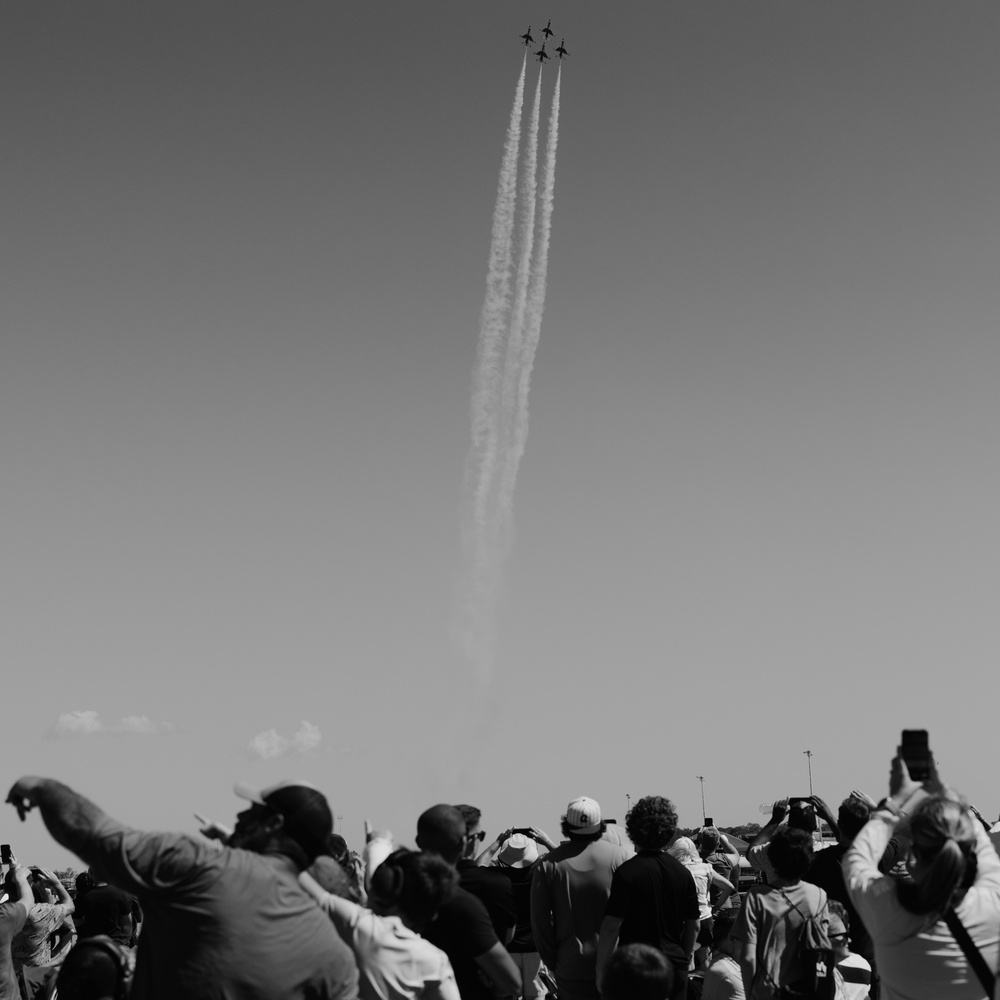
370, 849, 459, 930
625, 796, 678, 850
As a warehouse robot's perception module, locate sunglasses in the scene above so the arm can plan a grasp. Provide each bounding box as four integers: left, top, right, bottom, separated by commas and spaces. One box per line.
830, 932, 850, 942
467, 831, 486, 842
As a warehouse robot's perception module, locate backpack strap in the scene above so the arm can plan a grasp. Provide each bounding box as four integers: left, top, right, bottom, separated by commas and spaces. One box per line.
943, 909, 995, 1000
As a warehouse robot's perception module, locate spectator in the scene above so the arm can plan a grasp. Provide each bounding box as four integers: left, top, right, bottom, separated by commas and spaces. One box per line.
415, 805, 520, 1000
453, 806, 517, 943
47, 935, 133, 1000
701, 910, 744, 1000
75, 869, 141, 951
732, 826, 829, 999
532, 796, 631, 1000
844, 753, 1000, 1000
491, 833, 547, 1000
6, 776, 360, 1000
698, 828, 741, 914
11, 867, 76, 998
601, 944, 674, 1000
0, 861, 31, 1000
747, 798, 822, 886
826, 900, 870, 1000
667, 836, 735, 968
301, 848, 460, 1000
596, 796, 699, 1000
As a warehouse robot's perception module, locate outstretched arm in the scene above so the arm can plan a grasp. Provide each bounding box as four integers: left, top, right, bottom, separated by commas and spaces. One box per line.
7, 777, 114, 858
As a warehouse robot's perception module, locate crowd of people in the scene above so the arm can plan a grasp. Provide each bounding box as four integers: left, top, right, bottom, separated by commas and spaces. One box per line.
1, 744, 999, 1000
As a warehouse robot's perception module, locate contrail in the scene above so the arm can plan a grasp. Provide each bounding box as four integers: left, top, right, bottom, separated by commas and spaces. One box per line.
496, 66, 560, 558
457, 56, 527, 678
456, 60, 560, 683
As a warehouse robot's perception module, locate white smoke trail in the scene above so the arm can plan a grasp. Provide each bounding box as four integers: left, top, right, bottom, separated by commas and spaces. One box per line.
495, 68, 543, 552
496, 67, 561, 558
457, 56, 527, 678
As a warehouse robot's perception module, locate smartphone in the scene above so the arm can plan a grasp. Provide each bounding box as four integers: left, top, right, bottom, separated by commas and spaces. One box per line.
509, 828, 534, 837
901, 729, 931, 781
704, 817, 714, 827
0, 845, 11, 865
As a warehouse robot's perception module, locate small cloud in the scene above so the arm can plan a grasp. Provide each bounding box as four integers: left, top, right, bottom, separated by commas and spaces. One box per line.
50, 711, 176, 737
246, 721, 322, 759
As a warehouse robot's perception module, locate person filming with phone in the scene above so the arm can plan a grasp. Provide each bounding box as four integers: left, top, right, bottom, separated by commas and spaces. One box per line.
844, 733, 1000, 1000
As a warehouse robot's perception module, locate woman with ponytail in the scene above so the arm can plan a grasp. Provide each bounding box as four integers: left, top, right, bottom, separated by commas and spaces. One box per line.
844, 750, 1000, 1000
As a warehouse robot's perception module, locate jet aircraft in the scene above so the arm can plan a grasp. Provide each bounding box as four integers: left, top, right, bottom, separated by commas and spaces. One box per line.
520, 26, 534, 46
555, 39, 569, 59
541, 20, 554, 40
535, 43, 550, 63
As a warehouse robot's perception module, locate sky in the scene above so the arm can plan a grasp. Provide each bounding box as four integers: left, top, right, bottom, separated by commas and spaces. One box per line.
3, 2, 1000, 869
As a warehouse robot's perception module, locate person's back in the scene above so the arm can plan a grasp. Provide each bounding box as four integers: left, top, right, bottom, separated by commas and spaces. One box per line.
532, 836, 630, 982
116, 832, 357, 1000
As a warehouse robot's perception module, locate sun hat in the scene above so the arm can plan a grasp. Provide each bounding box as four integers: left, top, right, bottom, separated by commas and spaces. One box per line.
497, 833, 539, 867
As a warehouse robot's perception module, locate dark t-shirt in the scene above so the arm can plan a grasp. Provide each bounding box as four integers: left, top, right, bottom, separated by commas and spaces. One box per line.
457, 860, 517, 943
423, 885, 499, 1000
76, 884, 144, 944
605, 851, 700, 963
491, 865, 536, 952
804, 844, 873, 964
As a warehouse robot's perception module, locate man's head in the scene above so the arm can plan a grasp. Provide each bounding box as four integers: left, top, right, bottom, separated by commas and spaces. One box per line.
837, 796, 871, 844
55, 936, 132, 1000
231, 780, 333, 868
625, 796, 678, 851
368, 849, 459, 930
416, 804, 467, 864
601, 943, 674, 1000
561, 796, 606, 841
712, 909, 738, 953
768, 826, 814, 880
697, 825, 721, 857
827, 899, 851, 961
454, 804, 485, 859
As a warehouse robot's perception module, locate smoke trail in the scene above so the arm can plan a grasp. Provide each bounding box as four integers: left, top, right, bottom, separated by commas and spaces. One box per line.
457, 56, 527, 678
495, 68, 543, 552
495, 67, 561, 558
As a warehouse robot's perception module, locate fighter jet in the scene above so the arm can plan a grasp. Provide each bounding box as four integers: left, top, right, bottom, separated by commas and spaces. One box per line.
555, 38, 569, 59
541, 19, 554, 40
535, 43, 550, 63
520, 26, 534, 46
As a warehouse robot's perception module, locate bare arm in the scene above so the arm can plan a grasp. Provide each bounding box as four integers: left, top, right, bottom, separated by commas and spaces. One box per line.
474, 940, 521, 998
708, 869, 735, 910
737, 939, 757, 997
7, 777, 114, 859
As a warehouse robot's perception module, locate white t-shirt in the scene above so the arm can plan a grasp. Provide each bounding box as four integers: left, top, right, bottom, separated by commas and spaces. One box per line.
315, 894, 459, 1000
702, 953, 744, 1000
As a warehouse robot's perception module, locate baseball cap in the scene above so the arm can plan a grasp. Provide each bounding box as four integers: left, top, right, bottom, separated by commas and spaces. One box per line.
564, 796, 602, 835
234, 780, 333, 860
497, 833, 539, 868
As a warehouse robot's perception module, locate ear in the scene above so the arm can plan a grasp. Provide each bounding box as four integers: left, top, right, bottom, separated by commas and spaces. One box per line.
262, 811, 286, 836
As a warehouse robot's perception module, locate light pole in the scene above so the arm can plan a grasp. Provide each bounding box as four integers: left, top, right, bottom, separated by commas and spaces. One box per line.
696, 776, 706, 823
803, 751, 814, 796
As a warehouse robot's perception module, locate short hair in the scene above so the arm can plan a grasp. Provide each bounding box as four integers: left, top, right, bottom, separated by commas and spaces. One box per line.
837, 797, 871, 843
454, 804, 482, 833
625, 796, 678, 850
768, 826, 814, 880
602, 943, 674, 1000
416, 805, 467, 863
56, 936, 131, 1000
698, 826, 721, 854
560, 818, 606, 842
826, 898, 849, 928
712, 909, 738, 949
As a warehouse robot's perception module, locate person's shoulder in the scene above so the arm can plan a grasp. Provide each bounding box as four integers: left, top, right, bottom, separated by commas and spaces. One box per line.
0, 898, 30, 927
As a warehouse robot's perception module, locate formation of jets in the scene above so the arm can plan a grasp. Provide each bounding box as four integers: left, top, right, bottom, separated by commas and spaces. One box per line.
520, 19, 569, 63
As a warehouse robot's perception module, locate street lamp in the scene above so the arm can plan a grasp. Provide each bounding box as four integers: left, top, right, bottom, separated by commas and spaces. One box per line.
696, 776, 706, 823
803, 751, 814, 796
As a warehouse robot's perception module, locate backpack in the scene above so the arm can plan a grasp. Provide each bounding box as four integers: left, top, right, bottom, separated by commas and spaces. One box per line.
774, 888, 836, 1000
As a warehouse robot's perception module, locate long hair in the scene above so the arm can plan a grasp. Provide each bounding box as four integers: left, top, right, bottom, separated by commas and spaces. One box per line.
897, 796, 978, 916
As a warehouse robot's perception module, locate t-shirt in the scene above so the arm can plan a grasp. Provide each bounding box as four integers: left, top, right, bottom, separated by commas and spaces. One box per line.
732, 881, 828, 1000
422, 886, 499, 1000
530, 837, 631, 980
76, 884, 142, 945
836, 953, 872, 1000
11, 902, 74, 967
604, 851, 701, 964
81, 822, 359, 1000
491, 865, 536, 952
457, 860, 517, 943
701, 954, 744, 1000
0, 900, 29, 1000
313, 893, 458, 1000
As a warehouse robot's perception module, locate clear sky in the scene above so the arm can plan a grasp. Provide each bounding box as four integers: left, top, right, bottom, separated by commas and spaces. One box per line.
3, 2, 1000, 868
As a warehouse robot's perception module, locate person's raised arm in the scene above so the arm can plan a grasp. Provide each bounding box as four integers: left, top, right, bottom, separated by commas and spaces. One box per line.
809, 795, 841, 843
751, 799, 788, 848
35, 867, 74, 914
7, 778, 114, 859
476, 827, 512, 867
